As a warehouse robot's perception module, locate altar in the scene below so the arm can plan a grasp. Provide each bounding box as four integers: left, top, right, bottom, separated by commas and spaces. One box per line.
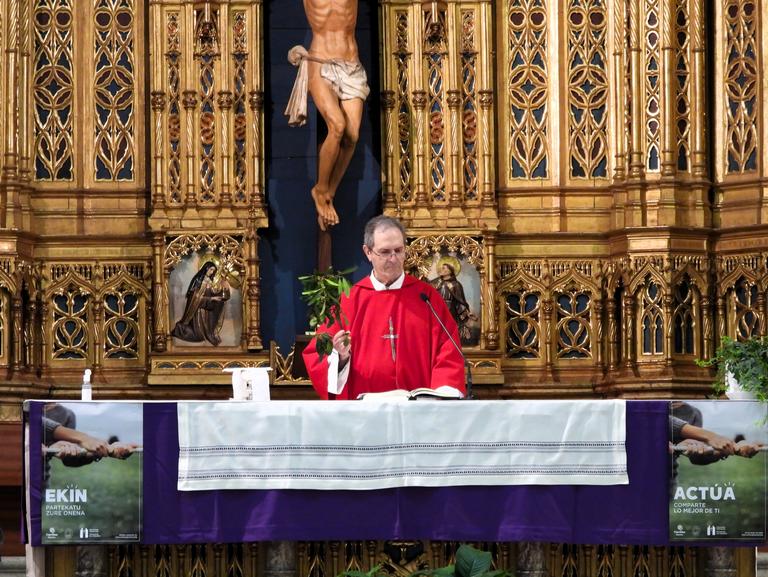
26, 399, 764, 547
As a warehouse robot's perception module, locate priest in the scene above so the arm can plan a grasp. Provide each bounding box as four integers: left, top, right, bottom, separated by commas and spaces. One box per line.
303, 215, 466, 399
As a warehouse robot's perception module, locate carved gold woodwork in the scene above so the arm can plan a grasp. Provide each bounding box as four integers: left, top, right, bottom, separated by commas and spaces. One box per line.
147, 0, 267, 234
270, 340, 310, 385
406, 234, 503, 383
379, 0, 497, 232
712, 0, 768, 230
493, 0, 710, 234
715, 253, 768, 343
41, 261, 150, 379
495, 252, 722, 397
41, 541, 745, 577
0, 0, 766, 403
144, 0, 267, 384
147, 232, 264, 384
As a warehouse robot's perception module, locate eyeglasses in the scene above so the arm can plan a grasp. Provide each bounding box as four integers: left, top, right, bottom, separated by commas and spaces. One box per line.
369, 247, 406, 259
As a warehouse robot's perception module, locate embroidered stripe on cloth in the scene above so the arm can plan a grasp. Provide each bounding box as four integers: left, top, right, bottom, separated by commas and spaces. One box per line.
177, 400, 627, 491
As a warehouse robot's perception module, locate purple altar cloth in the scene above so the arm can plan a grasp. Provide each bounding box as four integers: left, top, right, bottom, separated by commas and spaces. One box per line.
28, 401, 674, 544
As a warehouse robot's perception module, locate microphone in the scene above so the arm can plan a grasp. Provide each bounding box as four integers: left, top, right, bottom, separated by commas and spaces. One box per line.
420, 292, 473, 399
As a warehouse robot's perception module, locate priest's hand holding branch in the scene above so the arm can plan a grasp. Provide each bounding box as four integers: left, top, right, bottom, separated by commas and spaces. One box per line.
333, 329, 351, 368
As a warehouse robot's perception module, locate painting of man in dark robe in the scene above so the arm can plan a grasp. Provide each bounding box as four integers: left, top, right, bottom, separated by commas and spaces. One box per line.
171, 261, 231, 346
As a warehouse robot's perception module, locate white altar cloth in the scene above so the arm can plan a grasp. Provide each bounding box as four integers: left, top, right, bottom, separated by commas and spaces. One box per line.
177, 400, 627, 491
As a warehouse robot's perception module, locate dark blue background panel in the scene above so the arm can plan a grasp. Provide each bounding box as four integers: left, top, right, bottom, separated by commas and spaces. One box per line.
260, 0, 381, 351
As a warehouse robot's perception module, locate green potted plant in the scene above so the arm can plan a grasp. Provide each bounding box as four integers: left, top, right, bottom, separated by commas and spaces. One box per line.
697, 336, 768, 401
410, 544, 512, 577
337, 545, 512, 577
298, 266, 355, 358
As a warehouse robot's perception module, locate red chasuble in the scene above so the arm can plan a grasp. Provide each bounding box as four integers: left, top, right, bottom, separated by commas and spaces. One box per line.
303, 275, 466, 399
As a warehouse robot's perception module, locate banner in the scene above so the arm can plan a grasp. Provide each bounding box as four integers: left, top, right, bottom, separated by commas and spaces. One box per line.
669, 400, 767, 541
41, 402, 143, 544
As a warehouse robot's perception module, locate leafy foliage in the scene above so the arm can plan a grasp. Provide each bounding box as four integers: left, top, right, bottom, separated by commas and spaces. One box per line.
298, 266, 355, 358
697, 336, 768, 401
410, 545, 512, 577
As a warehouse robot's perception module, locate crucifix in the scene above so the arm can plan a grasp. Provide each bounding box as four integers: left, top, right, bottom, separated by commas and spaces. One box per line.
381, 317, 398, 362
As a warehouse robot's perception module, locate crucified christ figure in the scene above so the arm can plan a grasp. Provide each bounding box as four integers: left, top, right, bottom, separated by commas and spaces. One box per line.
285, 0, 369, 231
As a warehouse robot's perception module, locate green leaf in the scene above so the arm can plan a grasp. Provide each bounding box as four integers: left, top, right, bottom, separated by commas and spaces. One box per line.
298, 266, 358, 358
455, 545, 492, 577
410, 568, 455, 577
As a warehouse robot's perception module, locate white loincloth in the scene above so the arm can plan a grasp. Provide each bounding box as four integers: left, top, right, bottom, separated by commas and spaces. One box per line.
284, 45, 370, 127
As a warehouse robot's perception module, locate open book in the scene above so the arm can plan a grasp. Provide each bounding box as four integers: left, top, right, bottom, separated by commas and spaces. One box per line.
357, 387, 462, 401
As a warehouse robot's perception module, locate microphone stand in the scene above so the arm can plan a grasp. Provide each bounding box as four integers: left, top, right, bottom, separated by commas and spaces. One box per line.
420, 293, 473, 399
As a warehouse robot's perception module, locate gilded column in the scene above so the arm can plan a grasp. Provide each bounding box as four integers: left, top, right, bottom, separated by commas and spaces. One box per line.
756, 290, 767, 337
484, 232, 498, 350
182, 89, 200, 222
3, 0, 19, 181
92, 298, 103, 370
701, 293, 713, 360
411, 90, 432, 225
40, 301, 49, 375
689, 0, 706, 177
593, 298, 604, 372
612, 0, 627, 180
478, 90, 497, 225
476, 0, 495, 226
27, 300, 37, 370
623, 293, 635, 368
217, 90, 234, 205
446, 89, 466, 225
248, 91, 265, 209
382, 90, 397, 209
150, 92, 166, 207
660, 0, 675, 176
606, 297, 618, 371
245, 224, 262, 350
716, 295, 726, 343
663, 293, 673, 367
151, 235, 167, 353
542, 297, 553, 379
628, 0, 644, 178
217, 89, 238, 227
18, 0, 31, 184
11, 295, 21, 371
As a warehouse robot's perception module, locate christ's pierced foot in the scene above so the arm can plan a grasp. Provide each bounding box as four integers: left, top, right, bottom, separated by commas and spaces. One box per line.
311, 186, 340, 231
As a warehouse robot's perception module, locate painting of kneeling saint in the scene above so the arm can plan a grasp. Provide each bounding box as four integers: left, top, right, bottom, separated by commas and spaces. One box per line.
170, 254, 242, 347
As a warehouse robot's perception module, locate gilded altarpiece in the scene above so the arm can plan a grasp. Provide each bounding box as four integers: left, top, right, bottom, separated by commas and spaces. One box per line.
147, 1, 267, 383
406, 234, 501, 381
0, 0, 766, 574
379, 1, 498, 231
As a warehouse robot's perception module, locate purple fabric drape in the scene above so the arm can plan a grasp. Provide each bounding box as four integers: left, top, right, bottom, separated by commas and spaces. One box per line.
141, 401, 669, 544
25, 400, 757, 545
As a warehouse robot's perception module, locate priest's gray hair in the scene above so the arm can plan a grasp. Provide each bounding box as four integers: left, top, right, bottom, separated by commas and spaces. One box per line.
363, 215, 407, 249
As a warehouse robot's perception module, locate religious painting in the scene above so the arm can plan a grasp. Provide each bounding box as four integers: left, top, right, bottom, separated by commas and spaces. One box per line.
424, 252, 481, 348
669, 400, 767, 541
169, 251, 243, 348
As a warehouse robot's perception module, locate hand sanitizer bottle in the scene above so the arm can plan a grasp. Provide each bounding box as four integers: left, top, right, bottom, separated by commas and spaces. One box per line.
81, 369, 92, 401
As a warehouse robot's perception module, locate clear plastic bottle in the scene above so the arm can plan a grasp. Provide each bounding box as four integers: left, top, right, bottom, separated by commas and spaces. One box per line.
81, 369, 92, 401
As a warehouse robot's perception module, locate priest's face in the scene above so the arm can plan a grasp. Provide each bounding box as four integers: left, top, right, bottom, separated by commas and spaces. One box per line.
364, 226, 406, 286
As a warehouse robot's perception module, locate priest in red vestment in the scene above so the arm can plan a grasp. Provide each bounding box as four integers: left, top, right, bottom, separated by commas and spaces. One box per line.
303, 216, 466, 400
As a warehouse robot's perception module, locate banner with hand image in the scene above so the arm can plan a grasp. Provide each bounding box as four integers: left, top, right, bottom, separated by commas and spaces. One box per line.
41, 402, 143, 544
669, 400, 767, 541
